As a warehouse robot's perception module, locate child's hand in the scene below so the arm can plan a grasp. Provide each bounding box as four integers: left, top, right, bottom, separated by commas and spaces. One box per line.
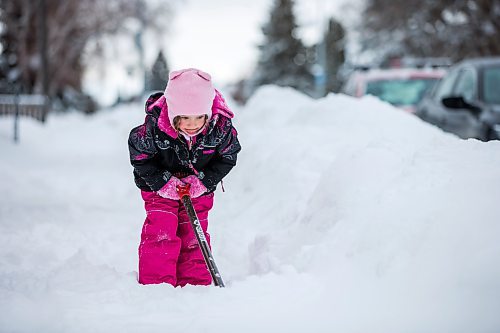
157, 176, 184, 200
182, 175, 208, 198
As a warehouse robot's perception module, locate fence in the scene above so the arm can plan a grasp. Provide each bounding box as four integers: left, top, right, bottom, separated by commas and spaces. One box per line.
0, 94, 48, 142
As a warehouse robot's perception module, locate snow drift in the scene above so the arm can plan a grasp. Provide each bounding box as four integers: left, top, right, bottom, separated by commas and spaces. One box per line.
1, 86, 500, 332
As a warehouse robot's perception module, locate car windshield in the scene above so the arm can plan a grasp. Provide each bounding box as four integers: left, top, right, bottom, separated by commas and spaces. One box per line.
483, 66, 500, 104
366, 78, 439, 106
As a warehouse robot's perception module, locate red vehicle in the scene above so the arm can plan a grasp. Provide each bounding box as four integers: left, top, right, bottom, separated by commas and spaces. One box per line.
342, 68, 446, 113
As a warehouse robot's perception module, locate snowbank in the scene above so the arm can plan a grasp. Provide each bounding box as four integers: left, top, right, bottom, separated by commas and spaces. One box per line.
1, 86, 499, 332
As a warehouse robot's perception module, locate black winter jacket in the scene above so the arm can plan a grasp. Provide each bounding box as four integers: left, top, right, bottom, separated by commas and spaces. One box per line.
128, 92, 241, 193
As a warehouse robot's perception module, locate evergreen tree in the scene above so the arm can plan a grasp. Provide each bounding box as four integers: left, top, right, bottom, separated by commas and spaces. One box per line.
0, 1, 38, 95
146, 50, 169, 92
323, 18, 346, 94
252, 0, 314, 95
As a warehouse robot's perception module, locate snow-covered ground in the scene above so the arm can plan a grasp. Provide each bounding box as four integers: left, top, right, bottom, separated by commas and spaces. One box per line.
1, 86, 500, 332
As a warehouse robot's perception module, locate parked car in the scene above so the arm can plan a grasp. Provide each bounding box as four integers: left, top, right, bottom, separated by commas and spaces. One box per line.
416, 57, 500, 141
342, 68, 446, 113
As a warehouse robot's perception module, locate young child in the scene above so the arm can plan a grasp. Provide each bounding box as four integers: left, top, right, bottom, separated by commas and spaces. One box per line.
128, 68, 241, 286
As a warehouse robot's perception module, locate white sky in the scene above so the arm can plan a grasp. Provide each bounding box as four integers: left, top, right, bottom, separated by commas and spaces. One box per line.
83, 0, 358, 105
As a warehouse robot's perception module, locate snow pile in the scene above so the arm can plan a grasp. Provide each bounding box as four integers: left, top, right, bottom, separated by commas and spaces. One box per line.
1, 86, 500, 332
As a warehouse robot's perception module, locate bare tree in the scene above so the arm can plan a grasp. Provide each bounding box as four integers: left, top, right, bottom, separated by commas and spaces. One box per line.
360, 0, 500, 63
0, 0, 172, 112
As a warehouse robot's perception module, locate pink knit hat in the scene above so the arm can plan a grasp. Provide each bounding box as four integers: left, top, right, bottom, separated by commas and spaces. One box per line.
164, 68, 216, 126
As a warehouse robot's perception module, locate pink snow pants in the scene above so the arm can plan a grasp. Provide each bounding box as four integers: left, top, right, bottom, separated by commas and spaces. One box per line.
138, 190, 214, 286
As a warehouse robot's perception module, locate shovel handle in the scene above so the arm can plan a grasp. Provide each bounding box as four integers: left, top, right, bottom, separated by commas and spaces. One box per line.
176, 182, 225, 287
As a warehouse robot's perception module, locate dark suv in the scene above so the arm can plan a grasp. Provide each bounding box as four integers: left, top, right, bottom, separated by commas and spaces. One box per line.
416, 57, 500, 141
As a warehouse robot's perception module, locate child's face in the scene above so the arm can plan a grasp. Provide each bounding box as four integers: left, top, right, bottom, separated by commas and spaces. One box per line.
178, 115, 206, 135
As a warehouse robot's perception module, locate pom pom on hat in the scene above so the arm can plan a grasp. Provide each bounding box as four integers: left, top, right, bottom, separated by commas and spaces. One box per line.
164, 68, 216, 127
